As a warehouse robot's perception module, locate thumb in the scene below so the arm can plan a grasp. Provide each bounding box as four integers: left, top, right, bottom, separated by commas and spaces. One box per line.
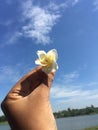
47, 71, 56, 89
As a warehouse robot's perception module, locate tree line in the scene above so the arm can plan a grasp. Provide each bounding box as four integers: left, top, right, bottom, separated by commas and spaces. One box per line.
53, 105, 98, 118
0, 115, 7, 122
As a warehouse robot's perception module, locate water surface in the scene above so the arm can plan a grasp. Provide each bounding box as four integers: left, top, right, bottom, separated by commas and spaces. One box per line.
57, 114, 98, 130
0, 114, 98, 130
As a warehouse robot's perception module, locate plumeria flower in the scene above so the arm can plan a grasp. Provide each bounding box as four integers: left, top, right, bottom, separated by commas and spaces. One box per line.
35, 49, 58, 73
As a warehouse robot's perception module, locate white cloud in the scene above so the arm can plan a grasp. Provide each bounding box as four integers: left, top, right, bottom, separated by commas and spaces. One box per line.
51, 83, 98, 111
0, 64, 33, 115
20, 0, 81, 45
65, 0, 80, 6
1, 0, 81, 46
63, 71, 80, 83
50, 70, 98, 111
21, 0, 66, 45
54, 93, 98, 110
93, 0, 98, 11
6, 31, 22, 45
0, 65, 21, 84
0, 31, 22, 48
0, 20, 13, 26
87, 82, 98, 87
0, 63, 33, 85
5, 0, 12, 5
72, 0, 80, 6
51, 84, 98, 99
0, 65, 21, 113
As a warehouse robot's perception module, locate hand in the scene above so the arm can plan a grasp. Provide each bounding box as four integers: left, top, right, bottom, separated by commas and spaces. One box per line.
1, 66, 57, 130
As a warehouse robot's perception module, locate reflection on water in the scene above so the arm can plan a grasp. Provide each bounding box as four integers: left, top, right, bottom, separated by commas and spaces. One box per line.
0, 114, 98, 130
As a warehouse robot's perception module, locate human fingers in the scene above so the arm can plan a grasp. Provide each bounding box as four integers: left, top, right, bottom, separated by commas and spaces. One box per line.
2, 66, 43, 100
47, 71, 55, 89
4, 66, 55, 100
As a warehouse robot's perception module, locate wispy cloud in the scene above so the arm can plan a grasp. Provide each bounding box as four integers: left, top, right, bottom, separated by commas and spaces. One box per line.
62, 71, 80, 83
0, 65, 21, 84
54, 91, 98, 111
1, 0, 81, 46
0, 20, 13, 26
5, 0, 13, 5
21, 0, 81, 44
50, 70, 98, 110
72, 0, 80, 6
6, 31, 22, 45
51, 82, 98, 111
87, 82, 98, 87
0, 65, 22, 114
0, 63, 33, 110
21, 0, 66, 45
65, 0, 80, 6
51, 84, 98, 99
0, 31, 22, 48
93, 0, 98, 11
0, 63, 33, 85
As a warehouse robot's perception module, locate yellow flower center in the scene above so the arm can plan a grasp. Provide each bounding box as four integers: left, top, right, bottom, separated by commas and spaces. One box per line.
40, 54, 55, 67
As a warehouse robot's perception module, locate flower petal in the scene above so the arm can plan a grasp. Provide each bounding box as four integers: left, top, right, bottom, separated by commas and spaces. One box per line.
35, 59, 42, 65
52, 62, 58, 71
37, 50, 46, 60
35, 49, 58, 74
47, 49, 58, 61
35, 59, 48, 66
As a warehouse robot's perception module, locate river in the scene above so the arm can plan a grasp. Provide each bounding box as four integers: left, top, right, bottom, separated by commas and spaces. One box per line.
0, 114, 98, 130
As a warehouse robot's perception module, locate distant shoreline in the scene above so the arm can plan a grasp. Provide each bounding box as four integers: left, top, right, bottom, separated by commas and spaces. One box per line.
54, 105, 98, 118
84, 126, 98, 130
0, 121, 8, 125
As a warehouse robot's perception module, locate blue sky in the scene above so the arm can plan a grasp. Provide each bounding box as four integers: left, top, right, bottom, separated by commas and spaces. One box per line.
0, 0, 98, 115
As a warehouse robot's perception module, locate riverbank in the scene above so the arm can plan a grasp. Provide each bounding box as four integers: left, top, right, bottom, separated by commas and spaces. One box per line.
0, 121, 8, 125
84, 126, 98, 130
54, 105, 98, 118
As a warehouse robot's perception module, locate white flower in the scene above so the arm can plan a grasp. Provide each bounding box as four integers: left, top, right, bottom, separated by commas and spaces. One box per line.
35, 49, 58, 73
